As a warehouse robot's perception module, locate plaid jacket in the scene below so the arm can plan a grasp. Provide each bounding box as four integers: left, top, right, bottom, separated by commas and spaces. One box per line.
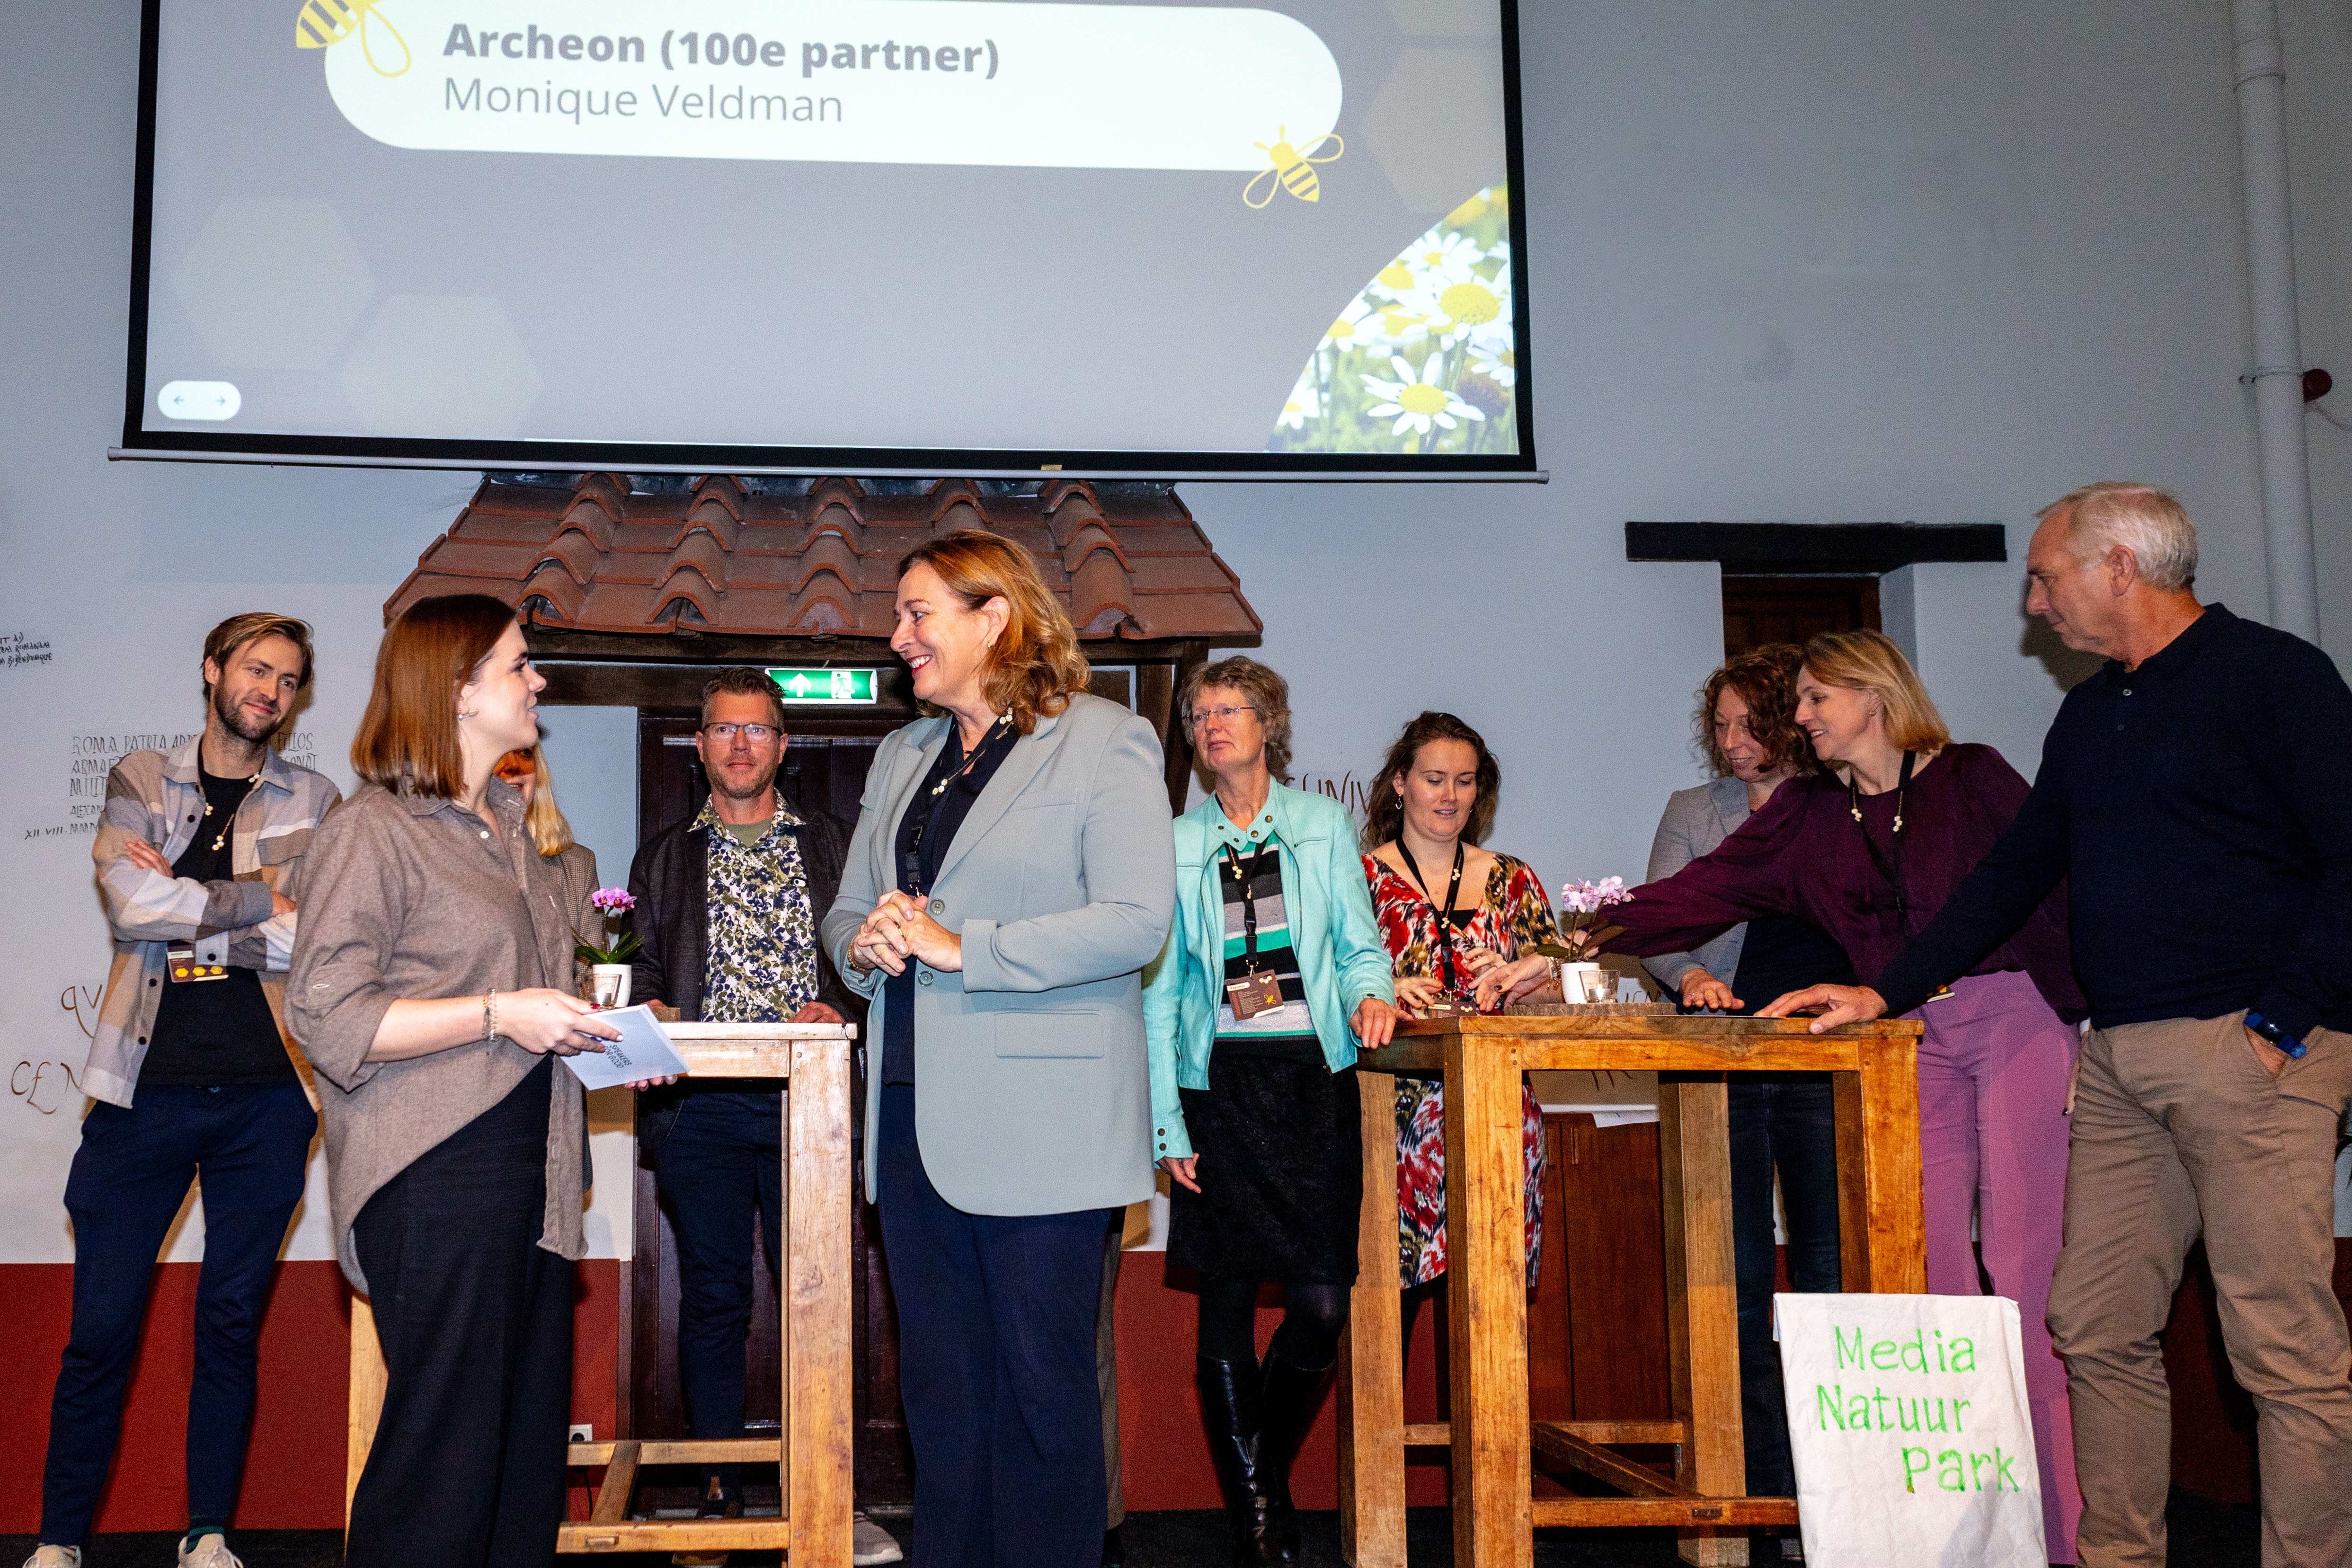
84, 737, 342, 1107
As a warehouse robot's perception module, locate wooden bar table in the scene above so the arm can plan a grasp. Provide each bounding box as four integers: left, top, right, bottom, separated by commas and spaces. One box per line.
346, 1022, 857, 1565
1335, 1013, 1925, 1568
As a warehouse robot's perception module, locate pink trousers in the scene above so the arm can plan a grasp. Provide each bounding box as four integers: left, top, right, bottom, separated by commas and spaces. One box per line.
1910, 968, 2084, 1562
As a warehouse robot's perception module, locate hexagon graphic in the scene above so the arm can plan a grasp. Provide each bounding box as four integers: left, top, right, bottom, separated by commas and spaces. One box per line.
1361, 50, 1508, 216
337, 296, 543, 438
1385, 0, 1499, 38
171, 198, 376, 370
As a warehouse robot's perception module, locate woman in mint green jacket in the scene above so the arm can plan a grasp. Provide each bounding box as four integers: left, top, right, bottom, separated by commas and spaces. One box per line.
1144, 656, 1397, 1568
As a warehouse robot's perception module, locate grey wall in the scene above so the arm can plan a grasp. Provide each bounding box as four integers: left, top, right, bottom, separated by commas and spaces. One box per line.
4, 0, 2348, 1258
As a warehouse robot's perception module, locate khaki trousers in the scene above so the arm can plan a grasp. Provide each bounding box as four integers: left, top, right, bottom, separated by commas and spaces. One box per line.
2048, 1011, 2352, 1568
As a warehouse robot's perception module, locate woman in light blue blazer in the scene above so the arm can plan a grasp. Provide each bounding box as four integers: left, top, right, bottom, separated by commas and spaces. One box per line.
1144, 656, 1397, 1568
823, 531, 1175, 1568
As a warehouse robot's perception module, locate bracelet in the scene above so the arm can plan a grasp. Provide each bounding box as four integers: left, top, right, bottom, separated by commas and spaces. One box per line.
483, 988, 498, 1043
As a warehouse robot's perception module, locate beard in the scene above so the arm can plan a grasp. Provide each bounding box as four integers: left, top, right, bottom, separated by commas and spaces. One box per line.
708, 756, 780, 803
211, 682, 280, 745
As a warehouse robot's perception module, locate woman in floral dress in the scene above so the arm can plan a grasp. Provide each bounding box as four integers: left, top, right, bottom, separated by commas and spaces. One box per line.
1358, 711, 1557, 1294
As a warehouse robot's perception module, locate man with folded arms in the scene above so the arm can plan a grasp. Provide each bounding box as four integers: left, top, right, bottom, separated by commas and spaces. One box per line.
626, 669, 899, 1566
1772, 483, 2352, 1568
24, 614, 339, 1568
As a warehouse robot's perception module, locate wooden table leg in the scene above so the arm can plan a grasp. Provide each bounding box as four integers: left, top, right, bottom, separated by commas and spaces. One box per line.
1837, 1041, 1926, 1293
1338, 1068, 1406, 1568
1658, 1078, 1745, 1567
786, 1036, 855, 1567
346, 1293, 385, 1532
1444, 1034, 1532, 1568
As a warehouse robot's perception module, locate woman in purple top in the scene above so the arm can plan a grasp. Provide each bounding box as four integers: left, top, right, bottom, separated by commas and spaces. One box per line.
1600, 630, 2086, 1560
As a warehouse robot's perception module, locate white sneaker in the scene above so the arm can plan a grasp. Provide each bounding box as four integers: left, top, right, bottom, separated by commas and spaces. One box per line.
177, 1535, 241, 1568
22, 1549, 80, 1568
852, 1511, 904, 1566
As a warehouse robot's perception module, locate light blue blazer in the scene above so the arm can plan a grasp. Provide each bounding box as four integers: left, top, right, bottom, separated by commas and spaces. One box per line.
822, 691, 1176, 1214
1641, 773, 1752, 994
1143, 782, 1395, 1162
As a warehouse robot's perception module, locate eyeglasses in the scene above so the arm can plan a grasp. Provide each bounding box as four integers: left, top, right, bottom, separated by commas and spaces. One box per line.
1186, 705, 1258, 729
703, 723, 779, 744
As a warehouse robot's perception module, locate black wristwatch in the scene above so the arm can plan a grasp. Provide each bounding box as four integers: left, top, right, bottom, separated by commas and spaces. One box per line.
2244, 1010, 2307, 1061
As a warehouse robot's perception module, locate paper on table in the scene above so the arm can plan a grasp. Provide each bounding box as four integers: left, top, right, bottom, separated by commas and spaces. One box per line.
555, 1003, 690, 1091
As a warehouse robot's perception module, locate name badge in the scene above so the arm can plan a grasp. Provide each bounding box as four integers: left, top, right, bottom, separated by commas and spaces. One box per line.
1225, 968, 1282, 1020
167, 946, 228, 983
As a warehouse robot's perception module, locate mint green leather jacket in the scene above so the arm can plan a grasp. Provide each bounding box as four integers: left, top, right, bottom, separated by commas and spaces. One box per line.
1143, 783, 1395, 1162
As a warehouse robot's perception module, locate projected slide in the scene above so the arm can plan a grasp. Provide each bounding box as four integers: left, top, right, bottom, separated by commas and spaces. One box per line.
132, 0, 1526, 469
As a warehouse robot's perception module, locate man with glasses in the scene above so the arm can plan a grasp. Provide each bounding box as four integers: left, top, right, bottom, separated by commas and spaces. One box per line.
626, 669, 897, 1565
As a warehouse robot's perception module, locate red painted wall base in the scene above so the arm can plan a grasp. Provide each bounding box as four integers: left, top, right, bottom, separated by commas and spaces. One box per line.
7, 1238, 2334, 1531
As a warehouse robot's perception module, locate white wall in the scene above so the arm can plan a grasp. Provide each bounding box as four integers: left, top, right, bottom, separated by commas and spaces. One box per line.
5, 0, 2349, 1260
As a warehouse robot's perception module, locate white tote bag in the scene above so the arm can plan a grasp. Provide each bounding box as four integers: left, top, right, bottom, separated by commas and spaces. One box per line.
1774, 1293, 2047, 1568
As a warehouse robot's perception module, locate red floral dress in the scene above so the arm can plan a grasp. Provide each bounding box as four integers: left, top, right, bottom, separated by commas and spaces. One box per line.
1363, 850, 1554, 1287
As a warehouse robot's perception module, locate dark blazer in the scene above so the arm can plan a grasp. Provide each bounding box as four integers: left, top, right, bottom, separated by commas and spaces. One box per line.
629, 794, 858, 1153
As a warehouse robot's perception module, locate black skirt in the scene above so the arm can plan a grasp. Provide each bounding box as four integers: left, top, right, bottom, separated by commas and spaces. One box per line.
1166, 1040, 1362, 1285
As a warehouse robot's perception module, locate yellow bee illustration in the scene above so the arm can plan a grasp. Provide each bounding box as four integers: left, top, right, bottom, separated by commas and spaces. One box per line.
294, 0, 411, 78
1243, 126, 1344, 208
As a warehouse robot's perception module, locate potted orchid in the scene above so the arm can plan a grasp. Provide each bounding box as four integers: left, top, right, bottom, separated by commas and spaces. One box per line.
1537, 877, 1632, 1004
575, 886, 641, 1009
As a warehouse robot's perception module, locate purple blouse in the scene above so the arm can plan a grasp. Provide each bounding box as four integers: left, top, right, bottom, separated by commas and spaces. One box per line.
1610, 744, 2086, 1021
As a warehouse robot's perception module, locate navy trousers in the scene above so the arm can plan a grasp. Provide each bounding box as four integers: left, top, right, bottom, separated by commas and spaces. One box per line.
40, 1081, 315, 1548
1727, 1073, 1843, 1498
652, 1089, 781, 1491
877, 1086, 1113, 1568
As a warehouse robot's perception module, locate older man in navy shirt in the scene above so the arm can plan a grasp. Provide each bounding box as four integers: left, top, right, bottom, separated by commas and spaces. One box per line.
1772, 483, 2352, 1568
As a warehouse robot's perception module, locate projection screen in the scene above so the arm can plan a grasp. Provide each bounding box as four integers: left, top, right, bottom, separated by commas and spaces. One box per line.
120, 0, 1534, 478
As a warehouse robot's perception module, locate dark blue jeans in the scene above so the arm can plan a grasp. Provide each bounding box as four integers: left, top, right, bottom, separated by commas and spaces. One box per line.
652, 1089, 781, 1493
877, 1086, 1113, 1568
1727, 1073, 1842, 1499
40, 1081, 315, 1548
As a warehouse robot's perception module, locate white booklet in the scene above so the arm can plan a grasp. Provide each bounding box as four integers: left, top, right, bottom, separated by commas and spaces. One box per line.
555, 1003, 690, 1091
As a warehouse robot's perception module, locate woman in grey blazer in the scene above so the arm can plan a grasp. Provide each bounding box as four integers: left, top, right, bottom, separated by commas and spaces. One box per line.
1640, 644, 1850, 1522
823, 530, 1174, 1568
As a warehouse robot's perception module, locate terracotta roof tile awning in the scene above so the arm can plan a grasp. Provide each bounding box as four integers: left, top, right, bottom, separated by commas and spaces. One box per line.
385, 474, 1262, 644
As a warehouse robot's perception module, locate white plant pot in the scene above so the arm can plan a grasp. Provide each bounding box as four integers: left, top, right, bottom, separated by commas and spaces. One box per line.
589, 964, 632, 1010
1559, 961, 1613, 1005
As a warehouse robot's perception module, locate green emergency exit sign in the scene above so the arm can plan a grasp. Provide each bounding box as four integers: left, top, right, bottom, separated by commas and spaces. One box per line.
767, 667, 880, 705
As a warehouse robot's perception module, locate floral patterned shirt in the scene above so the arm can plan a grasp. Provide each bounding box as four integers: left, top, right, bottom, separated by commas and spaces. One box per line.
1363, 850, 1559, 1002
697, 797, 820, 1024
1363, 847, 1555, 1287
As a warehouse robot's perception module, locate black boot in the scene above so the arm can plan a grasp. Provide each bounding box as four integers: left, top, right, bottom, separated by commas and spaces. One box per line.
1255, 1351, 1334, 1566
1197, 1355, 1282, 1565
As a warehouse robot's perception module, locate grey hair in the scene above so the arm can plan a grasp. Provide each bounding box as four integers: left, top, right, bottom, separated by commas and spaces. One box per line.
2037, 481, 2199, 591
1180, 656, 1294, 783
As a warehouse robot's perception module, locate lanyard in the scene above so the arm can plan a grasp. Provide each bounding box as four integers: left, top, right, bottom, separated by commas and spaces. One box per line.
1849, 750, 1918, 930
1395, 837, 1466, 991
1223, 841, 1278, 968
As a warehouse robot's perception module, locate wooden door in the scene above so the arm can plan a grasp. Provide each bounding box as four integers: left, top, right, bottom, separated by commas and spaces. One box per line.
627, 715, 910, 1507
1719, 575, 1880, 656
1529, 1114, 1675, 1426
624, 678, 1146, 1509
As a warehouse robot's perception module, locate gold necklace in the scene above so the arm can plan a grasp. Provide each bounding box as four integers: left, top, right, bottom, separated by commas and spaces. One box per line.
929, 716, 1010, 796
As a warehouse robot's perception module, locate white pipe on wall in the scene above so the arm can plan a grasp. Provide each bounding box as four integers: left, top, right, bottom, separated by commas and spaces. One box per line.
2230, 0, 2321, 640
